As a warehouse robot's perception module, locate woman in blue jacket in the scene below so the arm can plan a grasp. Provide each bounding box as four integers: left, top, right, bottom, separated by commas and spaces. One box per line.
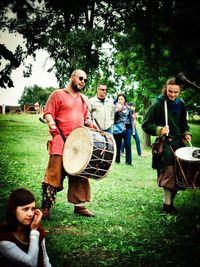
113, 94, 133, 165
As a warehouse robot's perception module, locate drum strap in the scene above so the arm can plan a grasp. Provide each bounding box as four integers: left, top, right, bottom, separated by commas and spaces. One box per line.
55, 120, 66, 142
80, 93, 91, 112
80, 93, 102, 130
168, 144, 189, 187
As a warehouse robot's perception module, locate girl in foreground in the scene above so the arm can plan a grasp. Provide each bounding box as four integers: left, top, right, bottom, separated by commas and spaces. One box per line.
0, 188, 51, 267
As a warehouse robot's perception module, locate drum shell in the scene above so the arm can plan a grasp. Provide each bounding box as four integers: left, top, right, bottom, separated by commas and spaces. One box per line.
175, 147, 200, 189
63, 127, 116, 180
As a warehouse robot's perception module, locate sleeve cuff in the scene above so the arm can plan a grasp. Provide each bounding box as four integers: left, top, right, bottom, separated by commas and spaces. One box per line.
156, 126, 163, 136
30, 230, 39, 240
183, 131, 192, 136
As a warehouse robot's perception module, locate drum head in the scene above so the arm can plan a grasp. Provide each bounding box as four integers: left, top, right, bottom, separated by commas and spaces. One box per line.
63, 127, 93, 175
175, 147, 200, 162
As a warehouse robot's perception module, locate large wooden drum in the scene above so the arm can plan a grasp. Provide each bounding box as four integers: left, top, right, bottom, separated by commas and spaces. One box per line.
63, 127, 116, 180
175, 147, 200, 189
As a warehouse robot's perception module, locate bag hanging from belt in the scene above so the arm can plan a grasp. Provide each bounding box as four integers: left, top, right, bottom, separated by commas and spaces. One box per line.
113, 122, 125, 134
152, 136, 165, 155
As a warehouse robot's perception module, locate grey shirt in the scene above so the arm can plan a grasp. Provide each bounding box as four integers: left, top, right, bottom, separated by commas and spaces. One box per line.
0, 229, 51, 267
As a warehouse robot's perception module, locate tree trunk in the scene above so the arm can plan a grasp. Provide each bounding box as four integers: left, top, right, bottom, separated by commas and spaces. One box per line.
142, 131, 151, 148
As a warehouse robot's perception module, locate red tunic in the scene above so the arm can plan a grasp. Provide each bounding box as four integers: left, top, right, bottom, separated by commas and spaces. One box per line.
44, 89, 89, 155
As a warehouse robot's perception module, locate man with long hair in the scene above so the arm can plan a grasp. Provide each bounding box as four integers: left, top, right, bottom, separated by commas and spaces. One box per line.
142, 77, 192, 214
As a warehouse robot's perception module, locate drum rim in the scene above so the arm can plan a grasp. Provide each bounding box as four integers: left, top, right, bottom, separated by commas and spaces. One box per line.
175, 146, 200, 162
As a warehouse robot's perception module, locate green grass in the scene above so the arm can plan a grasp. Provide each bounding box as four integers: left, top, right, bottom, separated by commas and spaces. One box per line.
0, 114, 200, 267
188, 122, 200, 147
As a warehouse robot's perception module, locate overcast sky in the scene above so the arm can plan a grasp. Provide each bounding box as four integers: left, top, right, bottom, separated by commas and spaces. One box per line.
0, 31, 59, 106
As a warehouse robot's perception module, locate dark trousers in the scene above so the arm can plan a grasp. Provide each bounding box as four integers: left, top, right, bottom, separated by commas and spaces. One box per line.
121, 128, 142, 156
133, 128, 142, 156
114, 126, 132, 165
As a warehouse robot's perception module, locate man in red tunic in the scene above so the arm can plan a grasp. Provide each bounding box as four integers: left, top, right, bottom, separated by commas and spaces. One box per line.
41, 69, 96, 219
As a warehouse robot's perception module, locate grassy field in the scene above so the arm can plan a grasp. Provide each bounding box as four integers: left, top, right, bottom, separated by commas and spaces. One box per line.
0, 114, 200, 267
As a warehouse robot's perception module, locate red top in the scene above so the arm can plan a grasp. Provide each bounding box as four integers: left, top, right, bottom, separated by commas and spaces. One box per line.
44, 89, 89, 155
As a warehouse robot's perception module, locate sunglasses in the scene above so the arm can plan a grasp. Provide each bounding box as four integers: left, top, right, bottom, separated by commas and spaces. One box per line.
99, 88, 107, 91
75, 75, 87, 83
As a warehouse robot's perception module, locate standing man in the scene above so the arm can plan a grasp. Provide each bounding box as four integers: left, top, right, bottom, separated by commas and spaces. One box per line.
89, 83, 115, 133
41, 69, 97, 220
142, 77, 191, 214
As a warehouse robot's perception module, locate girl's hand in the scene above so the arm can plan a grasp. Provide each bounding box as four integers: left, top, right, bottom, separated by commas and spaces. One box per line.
30, 209, 43, 230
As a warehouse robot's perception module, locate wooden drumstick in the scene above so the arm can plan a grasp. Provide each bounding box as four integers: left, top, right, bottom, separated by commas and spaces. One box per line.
188, 140, 193, 148
39, 117, 47, 124
94, 118, 102, 131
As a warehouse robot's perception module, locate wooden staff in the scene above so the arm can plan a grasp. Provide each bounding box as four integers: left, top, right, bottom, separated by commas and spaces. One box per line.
164, 100, 168, 136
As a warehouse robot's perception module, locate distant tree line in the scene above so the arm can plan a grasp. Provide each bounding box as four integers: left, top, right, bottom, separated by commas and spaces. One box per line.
18, 85, 55, 106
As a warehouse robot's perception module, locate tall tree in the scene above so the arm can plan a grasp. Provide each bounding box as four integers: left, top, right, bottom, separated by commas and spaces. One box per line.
1, 0, 200, 116
112, 0, 200, 111
0, 0, 124, 90
111, 0, 200, 146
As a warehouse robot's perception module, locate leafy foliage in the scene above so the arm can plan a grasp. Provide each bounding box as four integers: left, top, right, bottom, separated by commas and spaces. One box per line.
181, 88, 200, 115
1, 0, 125, 88
18, 85, 55, 105
0, 44, 23, 88
112, 1, 200, 112
1, 0, 200, 115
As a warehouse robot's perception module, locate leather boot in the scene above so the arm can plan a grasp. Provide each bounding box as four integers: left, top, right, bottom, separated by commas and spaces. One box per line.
162, 204, 179, 215
41, 183, 57, 220
74, 206, 95, 217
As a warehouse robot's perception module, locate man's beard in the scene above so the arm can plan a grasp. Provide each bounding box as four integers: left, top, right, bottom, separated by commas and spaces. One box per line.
71, 81, 84, 92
